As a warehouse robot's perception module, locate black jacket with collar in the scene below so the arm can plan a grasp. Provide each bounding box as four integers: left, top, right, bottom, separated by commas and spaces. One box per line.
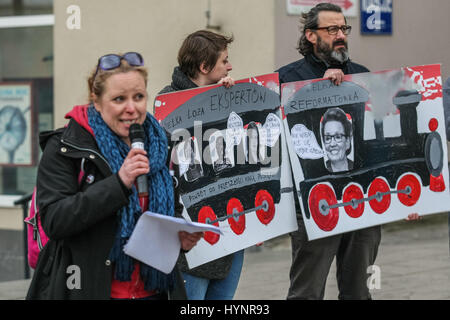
276, 54, 370, 84
159, 66, 198, 94
26, 118, 131, 300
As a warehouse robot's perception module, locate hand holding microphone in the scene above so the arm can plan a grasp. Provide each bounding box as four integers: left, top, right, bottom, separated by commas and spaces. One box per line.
118, 124, 149, 194
125, 124, 202, 244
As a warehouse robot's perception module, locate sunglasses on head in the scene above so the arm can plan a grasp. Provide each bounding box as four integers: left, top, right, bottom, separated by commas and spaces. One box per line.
93, 52, 144, 80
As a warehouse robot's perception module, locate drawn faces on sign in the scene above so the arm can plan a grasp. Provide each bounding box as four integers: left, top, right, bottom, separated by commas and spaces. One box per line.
246, 122, 260, 164
210, 131, 233, 174
245, 114, 282, 166
321, 107, 353, 173
177, 137, 204, 182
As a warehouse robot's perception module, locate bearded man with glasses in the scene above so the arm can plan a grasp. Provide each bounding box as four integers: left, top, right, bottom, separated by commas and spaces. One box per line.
276, 3, 381, 300
277, 3, 366, 86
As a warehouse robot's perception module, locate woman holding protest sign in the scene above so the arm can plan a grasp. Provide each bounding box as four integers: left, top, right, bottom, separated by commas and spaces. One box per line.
159, 30, 245, 300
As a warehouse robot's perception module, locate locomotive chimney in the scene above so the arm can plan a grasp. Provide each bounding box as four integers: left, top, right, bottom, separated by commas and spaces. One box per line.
393, 90, 422, 138
374, 119, 385, 141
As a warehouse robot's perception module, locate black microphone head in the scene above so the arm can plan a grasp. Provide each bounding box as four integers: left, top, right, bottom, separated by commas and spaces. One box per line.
129, 123, 145, 142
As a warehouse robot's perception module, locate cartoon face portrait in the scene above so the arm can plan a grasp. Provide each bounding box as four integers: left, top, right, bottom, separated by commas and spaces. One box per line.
182, 138, 204, 181
246, 122, 259, 164
321, 107, 353, 173
210, 131, 232, 174
215, 135, 225, 164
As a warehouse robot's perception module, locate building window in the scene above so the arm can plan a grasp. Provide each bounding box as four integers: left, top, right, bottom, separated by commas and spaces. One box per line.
0, 0, 53, 206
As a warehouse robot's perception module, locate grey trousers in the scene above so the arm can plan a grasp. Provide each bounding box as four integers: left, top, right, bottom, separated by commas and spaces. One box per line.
287, 214, 381, 300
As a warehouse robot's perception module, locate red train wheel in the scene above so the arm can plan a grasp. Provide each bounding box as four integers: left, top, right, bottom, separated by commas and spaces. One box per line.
198, 206, 220, 245
308, 184, 339, 232
342, 184, 365, 218
255, 190, 275, 225
368, 178, 391, 214
397, 174, 421, 206
227, 198, 246, 235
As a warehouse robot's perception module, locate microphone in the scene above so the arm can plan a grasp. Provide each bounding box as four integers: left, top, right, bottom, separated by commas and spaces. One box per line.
129, 123, 148, 197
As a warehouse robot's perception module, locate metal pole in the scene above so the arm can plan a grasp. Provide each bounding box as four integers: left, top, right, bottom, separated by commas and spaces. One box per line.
22, 201, 30, 279
14, 193, 32, 279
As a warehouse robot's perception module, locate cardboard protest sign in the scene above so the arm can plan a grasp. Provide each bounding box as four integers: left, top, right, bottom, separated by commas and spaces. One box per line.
282, 64, 450, 240
154, 73, 297, 268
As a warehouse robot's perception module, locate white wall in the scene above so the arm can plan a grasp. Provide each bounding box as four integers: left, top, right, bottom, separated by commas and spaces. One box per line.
54, 0, 276, 128
275, 0, 450, 81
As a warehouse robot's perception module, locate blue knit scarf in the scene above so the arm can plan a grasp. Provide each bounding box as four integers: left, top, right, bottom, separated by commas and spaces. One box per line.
87, 105, 176, 292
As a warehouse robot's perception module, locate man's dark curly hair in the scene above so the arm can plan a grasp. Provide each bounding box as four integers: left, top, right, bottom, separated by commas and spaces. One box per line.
297, 3, 346, 56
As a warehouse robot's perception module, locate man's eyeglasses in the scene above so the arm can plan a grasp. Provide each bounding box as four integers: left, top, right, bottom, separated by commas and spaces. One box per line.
93, 52, 144, 81
313, 25, 352, 35
324, 134, 347, 144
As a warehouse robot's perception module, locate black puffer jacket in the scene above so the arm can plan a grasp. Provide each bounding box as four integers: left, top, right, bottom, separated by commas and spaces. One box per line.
26, 118, 130, 299
158, 66, 234, 279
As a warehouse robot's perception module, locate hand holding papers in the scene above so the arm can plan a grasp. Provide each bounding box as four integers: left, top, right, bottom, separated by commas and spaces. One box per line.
123, 211, 222, 274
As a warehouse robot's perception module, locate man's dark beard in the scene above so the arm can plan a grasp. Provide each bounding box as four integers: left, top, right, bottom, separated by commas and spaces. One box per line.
315, 36, 349, 66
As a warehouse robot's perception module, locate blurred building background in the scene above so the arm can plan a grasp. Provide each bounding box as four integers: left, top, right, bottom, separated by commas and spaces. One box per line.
0, 0, 449, 281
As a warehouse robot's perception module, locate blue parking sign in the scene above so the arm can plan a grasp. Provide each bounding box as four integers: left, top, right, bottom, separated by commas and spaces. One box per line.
360, 0, 392, 35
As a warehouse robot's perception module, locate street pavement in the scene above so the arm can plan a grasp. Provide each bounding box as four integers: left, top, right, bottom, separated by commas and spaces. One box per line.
0, 212, 449, 300
234, 212, 450, 300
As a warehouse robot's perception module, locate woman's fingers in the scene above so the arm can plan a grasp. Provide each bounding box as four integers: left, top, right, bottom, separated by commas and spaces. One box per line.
179, 231, 204, 251
118, 149, 149, 188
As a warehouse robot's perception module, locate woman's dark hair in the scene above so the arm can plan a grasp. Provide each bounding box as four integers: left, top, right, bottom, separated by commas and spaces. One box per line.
178, 30, 233, 79
297, 3, 345, 56
321, 107, 352, 155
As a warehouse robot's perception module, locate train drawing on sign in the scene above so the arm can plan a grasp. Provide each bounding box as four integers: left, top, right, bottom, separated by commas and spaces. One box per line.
282, 65, 450, 240
154, 73, 297, 267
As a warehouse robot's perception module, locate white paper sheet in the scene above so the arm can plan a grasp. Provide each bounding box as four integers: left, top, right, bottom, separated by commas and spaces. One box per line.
123, 211, 222, 274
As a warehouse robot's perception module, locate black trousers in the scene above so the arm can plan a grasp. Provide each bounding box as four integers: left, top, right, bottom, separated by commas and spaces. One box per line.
287, 214, 381, 300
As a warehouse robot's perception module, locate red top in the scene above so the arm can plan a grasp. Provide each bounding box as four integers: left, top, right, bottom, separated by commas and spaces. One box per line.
110, 263, 156, 299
